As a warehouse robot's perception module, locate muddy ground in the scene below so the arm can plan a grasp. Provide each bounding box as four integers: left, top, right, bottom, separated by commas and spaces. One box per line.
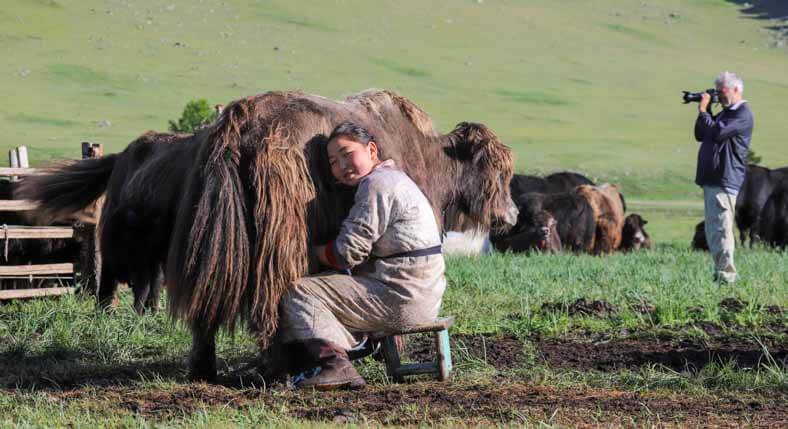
13, 378, 786, 427
4, 328, 786, 426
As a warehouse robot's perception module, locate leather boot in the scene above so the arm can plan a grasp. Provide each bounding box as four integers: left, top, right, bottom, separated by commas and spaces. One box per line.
296, 339, 365, 390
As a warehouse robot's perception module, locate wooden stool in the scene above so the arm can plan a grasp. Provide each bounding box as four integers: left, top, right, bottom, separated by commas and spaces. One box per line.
373, 316, 454, 382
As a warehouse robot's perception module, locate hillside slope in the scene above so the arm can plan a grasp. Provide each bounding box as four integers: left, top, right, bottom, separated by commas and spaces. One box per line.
1, 0, 786, 198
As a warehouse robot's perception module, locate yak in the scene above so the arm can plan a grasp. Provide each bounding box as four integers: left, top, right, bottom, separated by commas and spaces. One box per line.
510, 171, 594, 196
735, 164, 788, 247
500, 190, 596, 253
163, 90, 518, 381
619, 213, 651, 252
757, 179, 788, 249
18, 131, 200, 314
575, 183, 625, 255
489, 208, 561, 253
692, 220, 709, 251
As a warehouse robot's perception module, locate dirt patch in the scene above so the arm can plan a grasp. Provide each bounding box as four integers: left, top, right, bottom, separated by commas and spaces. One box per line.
31, 382, 788, 427
537, 336, 788, 372
403, 333, 524, 370
542, 298, 617, 317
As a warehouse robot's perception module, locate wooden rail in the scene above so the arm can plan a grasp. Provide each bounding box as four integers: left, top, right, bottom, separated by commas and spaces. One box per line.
0, 287, 74, 300
0, 263, 74, 276
0, 200, 38, 211
0, 226, 74, 239
0, 143, 103, 301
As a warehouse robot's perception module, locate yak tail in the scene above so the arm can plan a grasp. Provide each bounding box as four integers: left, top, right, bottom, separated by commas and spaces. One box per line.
16, 155, 117, 223
166, 99, 314, 345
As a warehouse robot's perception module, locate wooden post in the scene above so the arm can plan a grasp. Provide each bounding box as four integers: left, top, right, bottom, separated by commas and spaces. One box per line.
76, 142, 103, 296
8, 148, 19, 181
73, 222, 98, 295
17, 146, 29, 168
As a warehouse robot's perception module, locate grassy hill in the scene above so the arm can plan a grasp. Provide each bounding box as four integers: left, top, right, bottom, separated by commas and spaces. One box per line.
2, 0, 787, 199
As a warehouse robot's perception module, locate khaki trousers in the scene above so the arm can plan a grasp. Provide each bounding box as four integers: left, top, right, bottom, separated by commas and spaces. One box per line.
703, 186, 738, 283
279, 272, 442, 350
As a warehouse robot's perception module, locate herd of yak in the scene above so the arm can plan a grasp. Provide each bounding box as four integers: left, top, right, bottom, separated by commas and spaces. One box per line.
2, 89, 786, 381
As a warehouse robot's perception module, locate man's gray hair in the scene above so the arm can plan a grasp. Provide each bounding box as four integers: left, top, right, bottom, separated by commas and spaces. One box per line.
715, 71, 744, 92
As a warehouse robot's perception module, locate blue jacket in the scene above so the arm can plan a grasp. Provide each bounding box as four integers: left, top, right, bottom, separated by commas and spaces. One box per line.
694, 102, 753, 192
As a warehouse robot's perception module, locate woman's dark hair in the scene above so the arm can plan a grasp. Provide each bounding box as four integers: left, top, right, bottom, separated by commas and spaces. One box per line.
327, 122, 375, 146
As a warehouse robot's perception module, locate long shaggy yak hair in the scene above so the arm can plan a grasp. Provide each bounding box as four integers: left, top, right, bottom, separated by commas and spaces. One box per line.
166, 90, 517, 379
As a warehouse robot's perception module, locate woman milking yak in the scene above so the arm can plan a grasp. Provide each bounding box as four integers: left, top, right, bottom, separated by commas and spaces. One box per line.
278, 122, 447, 390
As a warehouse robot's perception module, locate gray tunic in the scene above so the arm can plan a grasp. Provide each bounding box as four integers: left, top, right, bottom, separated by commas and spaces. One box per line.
279, 161, 446, 349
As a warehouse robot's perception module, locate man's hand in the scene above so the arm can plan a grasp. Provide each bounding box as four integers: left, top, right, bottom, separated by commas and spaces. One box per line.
699, 93, 711, 113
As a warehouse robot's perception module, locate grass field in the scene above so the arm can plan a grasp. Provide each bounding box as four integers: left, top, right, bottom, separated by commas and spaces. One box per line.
2, 0, 788, 199
1, 243, 786, 426
2, 0, 788, 426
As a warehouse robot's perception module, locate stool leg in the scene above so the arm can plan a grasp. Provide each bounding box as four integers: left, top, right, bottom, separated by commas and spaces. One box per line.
381, 336, 404, 383
435, 329, 452, 381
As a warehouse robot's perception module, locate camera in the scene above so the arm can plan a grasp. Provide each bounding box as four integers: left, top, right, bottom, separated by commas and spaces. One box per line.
682, 88, 720, 104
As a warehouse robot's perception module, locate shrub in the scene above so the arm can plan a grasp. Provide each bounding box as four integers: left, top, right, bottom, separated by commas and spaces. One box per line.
168, 99, 216, 133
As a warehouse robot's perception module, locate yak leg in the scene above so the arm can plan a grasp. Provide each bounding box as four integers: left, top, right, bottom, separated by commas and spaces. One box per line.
189, 322, 217, 382
97, 265, 120, 311
131, 279, 151, 316
145, 268, 163, 313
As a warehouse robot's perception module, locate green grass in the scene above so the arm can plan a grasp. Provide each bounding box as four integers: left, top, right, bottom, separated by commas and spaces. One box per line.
2, 0, 788, 199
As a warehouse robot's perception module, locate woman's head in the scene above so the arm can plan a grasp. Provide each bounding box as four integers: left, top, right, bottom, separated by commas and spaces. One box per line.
326, 122, 380, 186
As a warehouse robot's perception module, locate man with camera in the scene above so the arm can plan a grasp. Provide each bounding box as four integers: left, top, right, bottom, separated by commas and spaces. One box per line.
692, 71, 753, 284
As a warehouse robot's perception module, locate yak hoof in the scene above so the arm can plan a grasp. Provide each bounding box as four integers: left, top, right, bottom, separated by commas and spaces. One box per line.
188, 358, 217, 382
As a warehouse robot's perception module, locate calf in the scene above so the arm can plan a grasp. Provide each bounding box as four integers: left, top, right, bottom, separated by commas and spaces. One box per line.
619, 213, 651, 252
757, 179, 788, 249
502, 191, 596, 253
735, 164, 788, 247
490, 209, 561, 253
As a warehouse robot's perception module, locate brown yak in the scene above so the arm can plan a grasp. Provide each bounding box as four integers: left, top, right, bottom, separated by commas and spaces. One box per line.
17, 131, 201, 314
575, 183, 625, 255
166, 90, 518, 381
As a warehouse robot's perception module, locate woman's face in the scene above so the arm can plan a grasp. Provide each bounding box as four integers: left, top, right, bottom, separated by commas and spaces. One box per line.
327, 136, 379, 186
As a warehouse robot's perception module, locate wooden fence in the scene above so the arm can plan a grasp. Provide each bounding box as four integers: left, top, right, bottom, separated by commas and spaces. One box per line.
0, 143, 102, 301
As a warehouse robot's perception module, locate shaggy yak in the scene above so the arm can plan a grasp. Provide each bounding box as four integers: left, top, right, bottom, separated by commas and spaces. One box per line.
17, 131, 200, 314
509, 171, 594, 197
757, 179, 788, 249
692, 220, 709, 251
164, 90, 518, 381
496, 190, 595, 253
619, 213, 651, 252
735, 164, 788, 247
575, 183, 625, 255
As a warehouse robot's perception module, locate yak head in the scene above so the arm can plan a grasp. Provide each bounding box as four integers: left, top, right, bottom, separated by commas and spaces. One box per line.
620, 213, 651, 252
444, 122, 518, 234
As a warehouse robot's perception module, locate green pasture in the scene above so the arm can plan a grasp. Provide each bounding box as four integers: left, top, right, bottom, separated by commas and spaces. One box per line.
2, 0, 788, 199
1, 242, 786, 426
